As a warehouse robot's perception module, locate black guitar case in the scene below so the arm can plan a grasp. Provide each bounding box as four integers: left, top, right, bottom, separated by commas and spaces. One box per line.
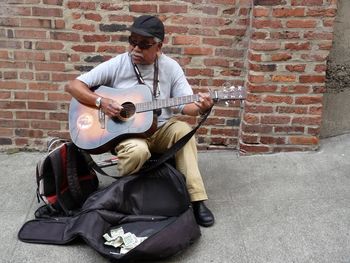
18, 111, 211, 262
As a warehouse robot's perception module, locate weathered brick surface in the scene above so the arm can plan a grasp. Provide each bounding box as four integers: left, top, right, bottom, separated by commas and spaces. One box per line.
0, 0, 337, 153
242, 0, 337, 154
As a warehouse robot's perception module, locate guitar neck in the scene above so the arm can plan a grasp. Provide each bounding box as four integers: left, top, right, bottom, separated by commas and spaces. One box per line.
136, 94, 200, 113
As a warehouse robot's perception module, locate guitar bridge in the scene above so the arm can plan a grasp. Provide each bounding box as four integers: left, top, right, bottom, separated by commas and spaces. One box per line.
98, 108, 105, 129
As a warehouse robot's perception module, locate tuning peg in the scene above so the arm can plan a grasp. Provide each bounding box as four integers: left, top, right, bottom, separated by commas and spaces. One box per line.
225, 101, 229, 107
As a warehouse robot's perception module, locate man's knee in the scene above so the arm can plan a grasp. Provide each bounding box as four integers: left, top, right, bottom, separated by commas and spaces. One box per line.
116, 139, 151, 175
171, 120, 192, 138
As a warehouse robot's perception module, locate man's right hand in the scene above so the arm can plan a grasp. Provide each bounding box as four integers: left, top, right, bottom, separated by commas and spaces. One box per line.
100, 98, 123, 118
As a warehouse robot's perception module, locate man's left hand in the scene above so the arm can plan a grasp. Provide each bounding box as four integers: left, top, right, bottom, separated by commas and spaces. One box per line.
195, 92, 214, 115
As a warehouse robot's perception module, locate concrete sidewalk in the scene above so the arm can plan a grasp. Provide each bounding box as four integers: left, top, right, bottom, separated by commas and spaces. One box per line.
1, 134, 350, 263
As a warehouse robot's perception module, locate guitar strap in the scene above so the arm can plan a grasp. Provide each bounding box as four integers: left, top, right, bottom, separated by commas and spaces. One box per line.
131, 57, 160, 98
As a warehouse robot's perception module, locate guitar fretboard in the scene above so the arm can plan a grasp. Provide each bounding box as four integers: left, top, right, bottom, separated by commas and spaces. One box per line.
136, 94, 201, 113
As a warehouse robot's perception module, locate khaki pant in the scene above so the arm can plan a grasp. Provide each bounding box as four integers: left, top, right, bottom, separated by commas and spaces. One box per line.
115, 118, 208, 202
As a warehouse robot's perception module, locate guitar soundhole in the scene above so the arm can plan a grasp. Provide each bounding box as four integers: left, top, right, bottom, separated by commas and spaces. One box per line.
119, 102, 136, 121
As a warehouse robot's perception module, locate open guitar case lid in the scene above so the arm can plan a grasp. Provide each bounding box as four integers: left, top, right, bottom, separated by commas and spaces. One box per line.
18, 111, 211, 262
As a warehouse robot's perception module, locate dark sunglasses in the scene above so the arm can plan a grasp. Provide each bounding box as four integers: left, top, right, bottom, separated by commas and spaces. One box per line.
128, 36, 158, 50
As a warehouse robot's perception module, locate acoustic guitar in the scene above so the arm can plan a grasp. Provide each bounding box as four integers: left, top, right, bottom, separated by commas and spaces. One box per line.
69, 84, 246, 154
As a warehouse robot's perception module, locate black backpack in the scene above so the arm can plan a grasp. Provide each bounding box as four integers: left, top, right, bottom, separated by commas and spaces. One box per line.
35, 139, 100, 216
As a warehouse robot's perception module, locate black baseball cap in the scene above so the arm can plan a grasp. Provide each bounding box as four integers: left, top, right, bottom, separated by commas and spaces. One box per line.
128, 15, 165, 41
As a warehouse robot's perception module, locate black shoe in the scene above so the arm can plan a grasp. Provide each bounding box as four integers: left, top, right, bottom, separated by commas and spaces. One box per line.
192, 201, 215, 227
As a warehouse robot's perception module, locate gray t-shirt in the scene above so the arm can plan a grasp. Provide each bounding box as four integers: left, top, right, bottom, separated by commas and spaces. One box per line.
77, 52, 193, 126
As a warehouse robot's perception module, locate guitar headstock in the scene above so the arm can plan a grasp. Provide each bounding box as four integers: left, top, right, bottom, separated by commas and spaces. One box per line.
212, 85, 247, 102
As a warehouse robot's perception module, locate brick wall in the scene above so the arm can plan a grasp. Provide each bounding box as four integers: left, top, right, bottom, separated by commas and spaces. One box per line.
241, 0, 337, 154
0, 0, 337, 153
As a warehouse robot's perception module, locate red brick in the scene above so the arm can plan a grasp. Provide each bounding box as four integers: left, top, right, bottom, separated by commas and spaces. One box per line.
31, 120, 61, 130
249, 52, 262, 62
204, 58, 230, 67
253, 19, 283, 29
28, 101, 58, 110
84, 13, 102, 22
97, 45, 125, 53
32, 7, 63, 17
261, 115, 291, 124
263, 95, 293, 104
242, 134, 259, 144
0, 81, 26, 89
309, 106, 322, 115
52, 73, 78, 82
72, 23, 95, 32
304, 32, 333, 40
3, 72, 18, 79
289, 136, 319, 145
15, 29, 47, 39
173, 36, 200, 45
51, 32, 80, 41
286, 19, 317, 28
239, 143, 270, 154
0, 128, 13, 136
291, 0, 323, 6
245, 104, 274, 113
67, 1, 96, 10
271, 75, 296, 82
260, 136, 286, 145
295, 96, 322, 105
43, 0, 63, 5
16, 111, 45, 120
28, 82, 60, 91
285, 64, 306, 72
185, 68, 214, 77
36, 41, 64, 50
34, 62, 65, 71
220, 28, 246, 37
244, 114, 260, 124
280, 85, 310, 94
252, 31, 268, 39
275, 126, 304, 134
54, 19, 65, 29
129, 4, 157, 13
253, 7, 269, 17
285, 42, 310, 50
15, 91, 45, 100
184, 47, 213, 56
276, 106, 307, 114
100, 3, 123, 11
249, 63, 276, 72
15, 129, 44, 138
299, 75, 325, 83
272, 7, 305, 17
251, 42, 281, 51
48, 93, 71, 101
159, 4, 188, 13
306, 8, 336, 17
83, 34, 110, 42
14, 51, 45, 61
0, 92, 11, 99
203, 38, 233, 47
292, 116, 321, 125
248, 84, 277, 93
0, 101, 27, 109
71, 45, 95, 52
20, 18, 51, 28
248, 74, 265, 83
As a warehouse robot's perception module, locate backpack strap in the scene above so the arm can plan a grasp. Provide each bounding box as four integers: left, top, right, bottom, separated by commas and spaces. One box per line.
49, 144, 72, 216
66, 143, 85, 206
